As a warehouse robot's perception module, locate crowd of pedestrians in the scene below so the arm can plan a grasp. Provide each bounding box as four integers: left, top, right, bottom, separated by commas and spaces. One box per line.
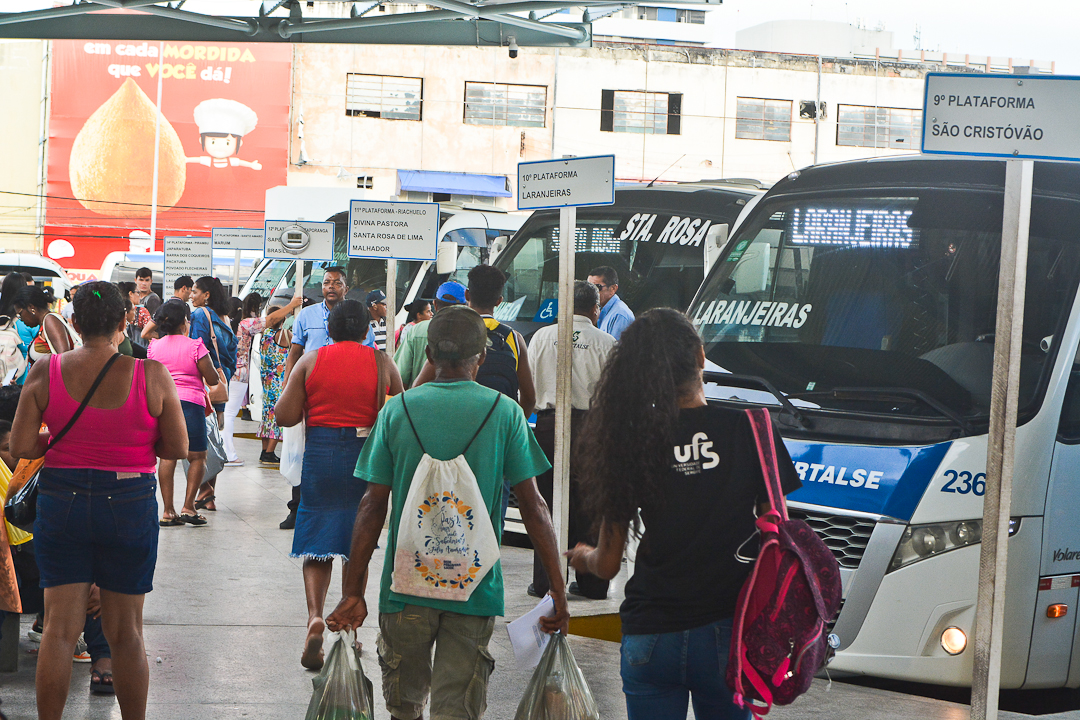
0, 258, 807, 720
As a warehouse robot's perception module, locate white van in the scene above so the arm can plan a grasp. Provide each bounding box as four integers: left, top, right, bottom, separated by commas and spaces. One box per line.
0, 252, 74, 300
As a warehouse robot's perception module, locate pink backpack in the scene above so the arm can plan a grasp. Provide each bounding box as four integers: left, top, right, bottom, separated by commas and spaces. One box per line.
726, 408, 843, 718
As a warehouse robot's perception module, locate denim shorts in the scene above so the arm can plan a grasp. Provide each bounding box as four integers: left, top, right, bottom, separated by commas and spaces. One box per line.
34, 467, 159, 596
180, 400, 208, 453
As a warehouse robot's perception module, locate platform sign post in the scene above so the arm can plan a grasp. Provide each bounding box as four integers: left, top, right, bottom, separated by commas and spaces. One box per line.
347, 200, 439, 356
922, 73, 1080, 720
517, 155, 614, 583
163, 235, 212, 297
212, 227, 264, 297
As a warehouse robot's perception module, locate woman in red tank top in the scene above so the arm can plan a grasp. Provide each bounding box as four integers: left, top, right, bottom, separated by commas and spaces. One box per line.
10, 281, 187, 720
275, 299, 402, 669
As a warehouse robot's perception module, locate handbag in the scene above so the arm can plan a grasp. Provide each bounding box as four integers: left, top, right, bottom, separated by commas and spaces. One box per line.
5, 353, 122, 533
202, 308, 230, 406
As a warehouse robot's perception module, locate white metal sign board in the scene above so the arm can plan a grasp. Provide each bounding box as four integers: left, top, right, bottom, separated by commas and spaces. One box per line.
517, 155, 615, 210
922, 73, 1080, 161
212, 227, 264, 251
163, 235, 212, 293
347, 200, 440, 261
264, 220, 335, 260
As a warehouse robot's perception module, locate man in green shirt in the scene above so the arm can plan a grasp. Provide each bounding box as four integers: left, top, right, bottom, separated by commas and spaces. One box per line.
328, 305, 569, 720
393, 280, 466, 387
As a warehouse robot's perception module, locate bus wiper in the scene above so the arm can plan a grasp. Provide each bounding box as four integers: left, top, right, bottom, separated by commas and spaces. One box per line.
702, 372, 809, 429
787, 386, 972, 435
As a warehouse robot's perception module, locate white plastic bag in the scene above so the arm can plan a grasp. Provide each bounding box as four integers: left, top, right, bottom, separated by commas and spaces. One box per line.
391, 453, 501, 601
304, 630, 374, 720
280, 420, 305, 487
514, 632, 600, 720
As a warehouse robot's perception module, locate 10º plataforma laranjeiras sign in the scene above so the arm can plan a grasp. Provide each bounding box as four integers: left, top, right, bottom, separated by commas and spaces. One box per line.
921, 73, 1080, 161
517, 155, 615, 211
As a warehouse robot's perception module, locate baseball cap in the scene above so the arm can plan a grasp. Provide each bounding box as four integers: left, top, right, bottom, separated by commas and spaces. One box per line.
427, 305, 486, 362
366, 289, 387, 305
435, 281, 467, 305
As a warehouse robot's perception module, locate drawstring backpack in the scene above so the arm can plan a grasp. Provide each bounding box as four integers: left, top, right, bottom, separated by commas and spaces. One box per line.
391, 392, 503, 602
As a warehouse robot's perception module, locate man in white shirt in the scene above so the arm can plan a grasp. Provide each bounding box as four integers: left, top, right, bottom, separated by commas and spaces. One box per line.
527, 280, 615, 599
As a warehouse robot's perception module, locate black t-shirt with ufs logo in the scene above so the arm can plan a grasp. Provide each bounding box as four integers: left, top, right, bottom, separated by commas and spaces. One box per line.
620, 404, 802, 635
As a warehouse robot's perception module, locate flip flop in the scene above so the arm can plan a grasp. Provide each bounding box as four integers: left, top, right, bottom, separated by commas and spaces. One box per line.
194, 495, 216, 511
159, 517, 184, 527
90, 668, 115, 695
179, 512, 207, 526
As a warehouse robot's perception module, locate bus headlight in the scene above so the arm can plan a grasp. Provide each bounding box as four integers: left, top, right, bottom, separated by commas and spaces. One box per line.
889, 520, 982, 572
941, 627, 967, 655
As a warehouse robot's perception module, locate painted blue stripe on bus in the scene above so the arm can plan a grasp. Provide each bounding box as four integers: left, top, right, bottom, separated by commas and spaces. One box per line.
782, 439, 952, 521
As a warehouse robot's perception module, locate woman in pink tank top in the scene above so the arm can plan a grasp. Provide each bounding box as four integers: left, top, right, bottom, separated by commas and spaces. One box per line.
10, 282, 187, 720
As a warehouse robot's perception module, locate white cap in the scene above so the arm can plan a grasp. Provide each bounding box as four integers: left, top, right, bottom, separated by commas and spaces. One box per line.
193, 98, 258, 137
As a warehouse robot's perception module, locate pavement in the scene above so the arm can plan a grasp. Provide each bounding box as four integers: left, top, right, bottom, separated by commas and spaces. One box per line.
0, 419, 1071, 719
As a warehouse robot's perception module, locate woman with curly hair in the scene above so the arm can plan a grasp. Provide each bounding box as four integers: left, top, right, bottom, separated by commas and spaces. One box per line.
566, 309, 801, 720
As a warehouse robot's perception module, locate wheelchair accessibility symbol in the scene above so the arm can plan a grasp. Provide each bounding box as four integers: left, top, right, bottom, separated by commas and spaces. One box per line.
533, 299, 558, 323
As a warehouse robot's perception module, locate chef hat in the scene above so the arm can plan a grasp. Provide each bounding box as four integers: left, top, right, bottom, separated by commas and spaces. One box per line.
193, 98, 258, 137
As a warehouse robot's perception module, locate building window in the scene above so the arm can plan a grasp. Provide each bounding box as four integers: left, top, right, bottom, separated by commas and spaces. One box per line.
837, 105, 922, 149
735, 98, 792, 141
345, 73, 423, 121
633, 7, 705, 22
464, 82, 546, 128
600, 90, 682, 135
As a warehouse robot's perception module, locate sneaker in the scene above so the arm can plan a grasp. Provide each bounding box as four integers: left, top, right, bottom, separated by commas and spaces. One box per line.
279, 510, 296, 530
240, 408, 253, 421
73, 634, 91, 663
260, 451, 280, 465
28, 616, 43, 644
224, 458, 244, 467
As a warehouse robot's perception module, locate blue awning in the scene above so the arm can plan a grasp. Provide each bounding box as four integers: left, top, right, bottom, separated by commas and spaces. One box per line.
397, 170, 512, 198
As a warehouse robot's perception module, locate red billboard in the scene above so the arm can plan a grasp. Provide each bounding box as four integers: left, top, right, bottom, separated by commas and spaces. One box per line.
45, 40, 292, 274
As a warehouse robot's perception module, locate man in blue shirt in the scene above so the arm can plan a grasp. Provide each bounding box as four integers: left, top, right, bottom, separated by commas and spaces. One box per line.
588, 265, 635, 340
284, 266, 374, 382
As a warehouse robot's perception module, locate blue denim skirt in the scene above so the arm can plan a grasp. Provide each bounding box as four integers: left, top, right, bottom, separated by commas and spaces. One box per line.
290, 427, 367, 560
34, 467, 159, 595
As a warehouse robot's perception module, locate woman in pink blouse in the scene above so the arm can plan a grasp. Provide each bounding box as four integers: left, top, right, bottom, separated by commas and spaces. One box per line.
147, 300, 221, 526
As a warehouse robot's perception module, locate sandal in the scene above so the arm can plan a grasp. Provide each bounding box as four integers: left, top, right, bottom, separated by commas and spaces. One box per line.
194, 495, 216, 511
179, 512, 208, 526
90, 668, 115, 694
159, 516, 184, 527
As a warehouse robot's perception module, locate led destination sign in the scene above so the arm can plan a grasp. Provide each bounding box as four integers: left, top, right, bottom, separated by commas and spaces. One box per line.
788, 204, 917, 249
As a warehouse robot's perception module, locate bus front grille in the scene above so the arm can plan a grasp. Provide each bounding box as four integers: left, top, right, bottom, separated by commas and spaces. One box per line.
788, 509, 876, 570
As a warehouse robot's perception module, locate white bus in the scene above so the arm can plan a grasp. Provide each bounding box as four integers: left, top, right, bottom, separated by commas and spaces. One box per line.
687, 155, 1080, 689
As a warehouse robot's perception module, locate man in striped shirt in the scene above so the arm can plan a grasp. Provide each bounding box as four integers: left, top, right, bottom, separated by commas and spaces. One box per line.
367, 289, 388, 351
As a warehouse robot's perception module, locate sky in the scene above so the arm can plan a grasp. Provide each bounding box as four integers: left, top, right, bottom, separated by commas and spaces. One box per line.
705, 0, 1080, 73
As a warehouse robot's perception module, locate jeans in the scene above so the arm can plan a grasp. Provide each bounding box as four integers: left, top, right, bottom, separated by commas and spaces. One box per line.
621, 618, 749, 720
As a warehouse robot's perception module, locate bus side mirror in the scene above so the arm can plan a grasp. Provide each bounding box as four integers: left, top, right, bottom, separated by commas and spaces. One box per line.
489, 236, 509, 263
436, 241, 458, 275
703, 224, 729, 276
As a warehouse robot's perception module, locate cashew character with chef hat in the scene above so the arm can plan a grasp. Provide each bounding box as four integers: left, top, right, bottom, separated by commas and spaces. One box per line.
186, 98, 262, 170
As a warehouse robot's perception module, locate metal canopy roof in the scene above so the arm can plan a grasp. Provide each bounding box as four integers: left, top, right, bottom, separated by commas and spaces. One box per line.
0, 0, 713, 47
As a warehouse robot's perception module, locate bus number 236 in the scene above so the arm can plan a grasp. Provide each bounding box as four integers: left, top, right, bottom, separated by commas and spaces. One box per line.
941, 470, 986, 496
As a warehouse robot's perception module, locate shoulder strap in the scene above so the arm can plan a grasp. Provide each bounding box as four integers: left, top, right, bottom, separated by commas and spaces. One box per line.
463, 394, 503, 455
202, 308, 222, 366
399, 394, 427, 455
744, 408, 788, 522
48, 353, 121, 451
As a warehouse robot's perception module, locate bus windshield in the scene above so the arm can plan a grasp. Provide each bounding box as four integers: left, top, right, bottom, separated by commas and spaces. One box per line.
688, 190, 1080, 422
496, 210, 710, 323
